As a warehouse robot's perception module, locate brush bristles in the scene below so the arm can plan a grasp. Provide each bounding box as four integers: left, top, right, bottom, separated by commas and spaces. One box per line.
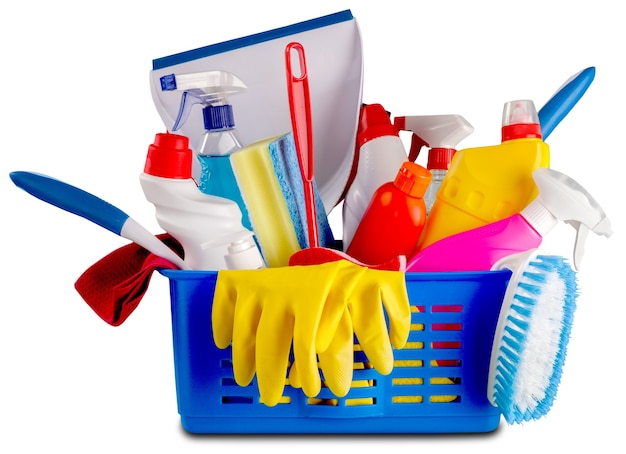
493, 254, 579, 424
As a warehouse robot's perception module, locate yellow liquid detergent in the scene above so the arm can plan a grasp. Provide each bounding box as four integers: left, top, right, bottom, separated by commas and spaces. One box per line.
415, 100, 550, 252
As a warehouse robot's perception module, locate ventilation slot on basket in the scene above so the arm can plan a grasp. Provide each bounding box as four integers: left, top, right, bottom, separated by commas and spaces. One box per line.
219, 359, 292, 405
306, 342, 378, 407
430, 304, 462, 402
390, 304, 464, 404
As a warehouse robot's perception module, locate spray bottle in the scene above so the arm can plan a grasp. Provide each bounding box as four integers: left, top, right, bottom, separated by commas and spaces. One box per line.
341, 103, 408, 251
406, 167, 612, 272
140, 132, 265, 270
415, 99, 550, 252
346, 161, 431, 265
159, 70, 252, 231
394, 114, 474, 214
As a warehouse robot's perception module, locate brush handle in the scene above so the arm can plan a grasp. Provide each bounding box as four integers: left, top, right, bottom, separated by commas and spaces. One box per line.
286, 41, 319, 248
538, 67, 595, 140
9, 171, 189, 269
10, 171, 130, 234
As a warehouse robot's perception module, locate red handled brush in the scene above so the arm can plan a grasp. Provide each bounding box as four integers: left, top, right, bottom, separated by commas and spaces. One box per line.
285, 41, 319, 248
285, 41, 404, 272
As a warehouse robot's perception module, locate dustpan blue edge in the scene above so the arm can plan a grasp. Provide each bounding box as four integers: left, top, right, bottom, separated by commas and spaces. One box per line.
152, 9, 354, 70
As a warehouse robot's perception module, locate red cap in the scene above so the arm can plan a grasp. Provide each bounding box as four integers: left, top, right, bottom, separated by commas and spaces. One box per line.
501, 123, 542, 142
143, 132, 193, 179
427, 147, 456, 170
356, 104, 399, 148
393, 161, 432, 198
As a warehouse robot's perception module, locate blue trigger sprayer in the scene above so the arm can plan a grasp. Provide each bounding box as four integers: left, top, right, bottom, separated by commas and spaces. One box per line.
160, 70, 251, 231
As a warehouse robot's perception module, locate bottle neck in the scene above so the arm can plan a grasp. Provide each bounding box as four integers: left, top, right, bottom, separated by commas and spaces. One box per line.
520, 198, 558, 237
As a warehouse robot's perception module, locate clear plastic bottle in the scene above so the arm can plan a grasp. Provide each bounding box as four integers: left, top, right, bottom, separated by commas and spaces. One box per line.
346, 161, 431, 265
160, 70, 251, 231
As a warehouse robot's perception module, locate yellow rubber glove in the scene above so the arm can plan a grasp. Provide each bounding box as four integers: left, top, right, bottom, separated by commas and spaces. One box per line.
211, 260, 366, 406
349, 267, 411, 374
290, 266, 411, 397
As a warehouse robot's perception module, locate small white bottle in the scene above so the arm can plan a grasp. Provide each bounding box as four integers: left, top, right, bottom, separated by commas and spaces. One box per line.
140, 132, 263, 270
394, 114, 474, 215
341, 104, 408, 251
224, 237, 266, 270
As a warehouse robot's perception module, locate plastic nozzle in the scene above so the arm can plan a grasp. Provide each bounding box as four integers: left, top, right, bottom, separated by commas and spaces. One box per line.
356, 104, 398, 148
501, 100, 542, 141
523, 167, 612, 269
159, 70, 247, 132
393, 114, 474, 166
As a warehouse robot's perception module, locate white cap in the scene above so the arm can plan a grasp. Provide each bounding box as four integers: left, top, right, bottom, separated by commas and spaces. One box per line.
224, 235, 266, 270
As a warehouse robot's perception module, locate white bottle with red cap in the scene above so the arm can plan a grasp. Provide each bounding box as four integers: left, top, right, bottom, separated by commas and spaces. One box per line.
139, 132, 265, 270
341, 104, 408, 251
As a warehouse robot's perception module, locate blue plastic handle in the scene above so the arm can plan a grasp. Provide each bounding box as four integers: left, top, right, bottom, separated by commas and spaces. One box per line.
538, 66, 595, 140
9, 171, 129, 235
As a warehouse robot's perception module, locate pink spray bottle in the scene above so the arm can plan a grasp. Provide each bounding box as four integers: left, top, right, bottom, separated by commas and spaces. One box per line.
406, 167, 612, 272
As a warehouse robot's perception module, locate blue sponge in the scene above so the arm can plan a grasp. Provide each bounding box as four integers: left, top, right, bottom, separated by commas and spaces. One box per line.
268, 133, 334, 250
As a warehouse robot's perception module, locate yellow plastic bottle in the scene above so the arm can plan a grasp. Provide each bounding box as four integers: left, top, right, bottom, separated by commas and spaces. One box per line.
414, 100, 550, 253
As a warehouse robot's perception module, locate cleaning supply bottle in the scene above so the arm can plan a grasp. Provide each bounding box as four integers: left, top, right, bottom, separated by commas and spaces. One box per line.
346, 161, 431, 265
159, 70, 252, 231
139, 132, 264, 270
415, 99, 550, 252
342, 103, 408, 251
394, 114, 474, 214
406, 167, 612, 272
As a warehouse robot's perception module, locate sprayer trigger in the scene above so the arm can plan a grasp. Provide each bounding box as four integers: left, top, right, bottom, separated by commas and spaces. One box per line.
570, 222, 589, 270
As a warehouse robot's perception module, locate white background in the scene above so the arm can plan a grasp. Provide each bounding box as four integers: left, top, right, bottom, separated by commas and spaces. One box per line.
2, 1, 623, 452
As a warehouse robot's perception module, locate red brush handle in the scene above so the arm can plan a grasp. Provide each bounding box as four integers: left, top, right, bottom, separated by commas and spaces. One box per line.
285, 42, 319, 248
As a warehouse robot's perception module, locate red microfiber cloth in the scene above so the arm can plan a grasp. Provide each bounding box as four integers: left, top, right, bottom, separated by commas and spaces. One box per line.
74, 234, 183, 326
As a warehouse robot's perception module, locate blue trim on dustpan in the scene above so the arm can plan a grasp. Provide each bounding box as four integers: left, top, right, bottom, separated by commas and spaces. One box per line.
152, 10, 354, 70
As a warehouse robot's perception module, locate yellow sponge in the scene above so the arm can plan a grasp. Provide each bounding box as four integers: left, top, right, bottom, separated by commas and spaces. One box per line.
231, 132, 335, 267
230, 134, 301, 267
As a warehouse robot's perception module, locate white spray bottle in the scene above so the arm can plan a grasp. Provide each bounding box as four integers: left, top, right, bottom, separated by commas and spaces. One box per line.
140, 132, 265, 270
394, 114, 474, 214
341, 103, 408, 251
159, 70, 252, 231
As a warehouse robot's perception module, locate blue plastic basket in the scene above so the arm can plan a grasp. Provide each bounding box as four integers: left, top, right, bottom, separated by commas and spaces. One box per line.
159, 268, 511, 434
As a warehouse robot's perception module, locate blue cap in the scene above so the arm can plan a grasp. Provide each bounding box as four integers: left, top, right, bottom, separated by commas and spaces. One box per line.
203, 104, 235, 131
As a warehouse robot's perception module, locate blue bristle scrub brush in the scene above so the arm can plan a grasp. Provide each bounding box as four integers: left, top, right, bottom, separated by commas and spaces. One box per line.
488, 248, 579, 424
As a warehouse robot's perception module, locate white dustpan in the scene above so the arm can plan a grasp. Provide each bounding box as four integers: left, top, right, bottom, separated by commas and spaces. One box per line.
149, 10, 363, 214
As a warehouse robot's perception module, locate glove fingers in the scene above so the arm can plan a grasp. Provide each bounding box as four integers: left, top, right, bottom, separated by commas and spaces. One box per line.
293, 316, 322, 398
350, 290, 394, 375
379, 271, 412, 349
318, 310, 354, 397
231, 299, 262, 387
256, 309, 294, 407
316, 262, 366, 352
287, 361, 302, 389
212, 271, 240, 349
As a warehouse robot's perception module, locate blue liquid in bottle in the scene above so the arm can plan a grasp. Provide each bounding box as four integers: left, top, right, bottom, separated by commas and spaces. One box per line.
197, 154, 251, 231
